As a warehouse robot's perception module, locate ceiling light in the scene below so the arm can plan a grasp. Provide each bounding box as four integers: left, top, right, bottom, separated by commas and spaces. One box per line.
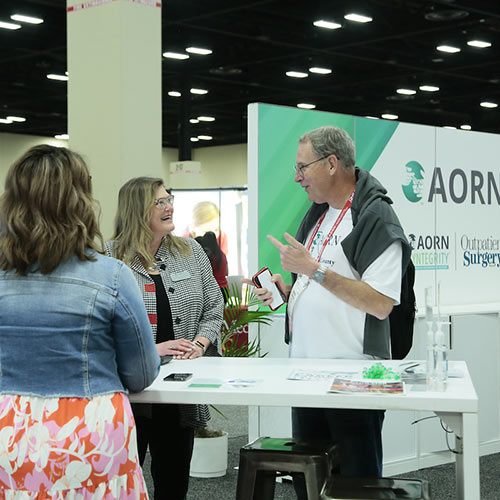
186, 47, 212, 55
297, 103, 316, 109
467, 40, 491, 49
309, 67, 332, 74
190, 88, 208, 95
480, 101, 498, 108
460, 125, 472, 130
190, 119, 199, 124
381, 113, 398, 120
443, 126, 456, 130
197, 116, 215, 122
0, 21, 21, 30
47, 74, 69, 81
344, 13, 372, 23
7, 116, 26, 122
198, 135, 213, 140
55, 134, 69, 140
313, 20, 341, 30
0, 118, 13, 124
190, 137, 199, 142
397, 88, 416, 95
365, 116, 378, 120
286, 71, 308, 78
168, 91, 181, 97
162, 51, 189, 60
436, 45, 460, 53
419, 85, 440, 92
10, 14, 44, 24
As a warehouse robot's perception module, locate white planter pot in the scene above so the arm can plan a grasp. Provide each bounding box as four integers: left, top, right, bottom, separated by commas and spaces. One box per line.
189, 431, 229, 478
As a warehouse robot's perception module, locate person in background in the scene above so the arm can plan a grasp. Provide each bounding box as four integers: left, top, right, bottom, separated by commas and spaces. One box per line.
244, 126, 411, 499
105, 177, 223, 500
0, 145, 160, 499
189, 200, 228, 255
195, 231, 229, 302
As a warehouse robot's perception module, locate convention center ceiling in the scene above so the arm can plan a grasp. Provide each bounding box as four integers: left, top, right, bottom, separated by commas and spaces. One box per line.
1, 0, 499, 148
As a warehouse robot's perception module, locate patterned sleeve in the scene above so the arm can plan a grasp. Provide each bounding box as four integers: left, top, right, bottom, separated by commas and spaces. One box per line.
113, 263, 160, 392
103, 241, 114, 258
191, 240, 223, 355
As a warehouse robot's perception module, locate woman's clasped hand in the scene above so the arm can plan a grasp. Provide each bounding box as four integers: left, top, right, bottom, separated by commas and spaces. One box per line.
159, 338, 206, 359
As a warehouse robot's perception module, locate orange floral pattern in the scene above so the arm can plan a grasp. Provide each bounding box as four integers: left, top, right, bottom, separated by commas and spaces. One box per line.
0, 393, 149, 499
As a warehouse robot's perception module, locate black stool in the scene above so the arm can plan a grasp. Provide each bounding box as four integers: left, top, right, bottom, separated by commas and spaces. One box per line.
321, 475, 431, 499
235, 437, 338, 500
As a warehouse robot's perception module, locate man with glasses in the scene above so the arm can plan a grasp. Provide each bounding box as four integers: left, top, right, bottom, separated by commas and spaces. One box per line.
254, 126, 411, 498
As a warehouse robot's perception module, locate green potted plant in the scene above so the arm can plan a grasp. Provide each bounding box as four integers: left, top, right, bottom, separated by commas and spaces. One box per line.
221, 282, 273, 357
189, 283, 273, 478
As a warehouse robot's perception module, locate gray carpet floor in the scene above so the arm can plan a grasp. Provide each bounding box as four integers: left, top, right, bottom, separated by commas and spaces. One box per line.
142, 405, 499, 499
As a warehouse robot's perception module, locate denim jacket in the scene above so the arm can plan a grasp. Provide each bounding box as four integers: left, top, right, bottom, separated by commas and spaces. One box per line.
0, 252, 160, 398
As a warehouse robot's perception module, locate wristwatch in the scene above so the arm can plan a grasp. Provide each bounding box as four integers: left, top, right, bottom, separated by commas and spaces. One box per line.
311, 264, 327, 284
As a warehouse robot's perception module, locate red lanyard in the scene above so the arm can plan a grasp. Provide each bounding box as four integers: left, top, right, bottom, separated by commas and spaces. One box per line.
306, 190, 354, 262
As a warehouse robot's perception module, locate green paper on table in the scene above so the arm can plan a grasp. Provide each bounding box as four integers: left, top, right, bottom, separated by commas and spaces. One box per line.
188, 378, 223, 388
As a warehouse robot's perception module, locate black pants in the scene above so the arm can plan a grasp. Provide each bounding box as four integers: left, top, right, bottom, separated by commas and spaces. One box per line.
292, 407, 385, 500
134, 404, 194, 500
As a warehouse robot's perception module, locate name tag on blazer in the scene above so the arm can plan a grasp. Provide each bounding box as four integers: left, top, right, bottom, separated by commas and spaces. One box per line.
170, 270, 191, 282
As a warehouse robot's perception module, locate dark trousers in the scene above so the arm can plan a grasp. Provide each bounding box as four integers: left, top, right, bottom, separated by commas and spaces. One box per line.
291, 407, 385, 500
135, 404, 194, 500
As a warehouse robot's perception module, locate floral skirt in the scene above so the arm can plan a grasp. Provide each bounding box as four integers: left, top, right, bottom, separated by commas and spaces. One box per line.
0, 392, 149, 499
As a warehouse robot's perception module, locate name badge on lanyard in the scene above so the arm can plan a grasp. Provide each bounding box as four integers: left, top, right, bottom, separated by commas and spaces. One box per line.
287, 273, 309, 323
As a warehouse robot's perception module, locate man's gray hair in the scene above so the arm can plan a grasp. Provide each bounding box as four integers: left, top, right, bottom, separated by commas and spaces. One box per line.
299, 126, 356, 170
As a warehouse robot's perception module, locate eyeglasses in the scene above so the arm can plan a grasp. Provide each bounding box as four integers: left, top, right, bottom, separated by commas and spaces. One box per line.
293, 154, 331, 177
153, 195, 175, 209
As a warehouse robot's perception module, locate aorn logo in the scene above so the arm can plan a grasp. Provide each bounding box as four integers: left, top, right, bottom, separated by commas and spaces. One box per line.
402, 160, 424, 203
401, 162, 500, 205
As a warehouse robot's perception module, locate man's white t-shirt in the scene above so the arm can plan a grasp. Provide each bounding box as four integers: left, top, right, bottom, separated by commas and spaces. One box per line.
289, 206, 402, 360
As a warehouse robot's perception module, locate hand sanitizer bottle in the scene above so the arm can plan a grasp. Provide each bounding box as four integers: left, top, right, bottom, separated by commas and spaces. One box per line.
427, 320, 448, 392
426, 321, 437, 388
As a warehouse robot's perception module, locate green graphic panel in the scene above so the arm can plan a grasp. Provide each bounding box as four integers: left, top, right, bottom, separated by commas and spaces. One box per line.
256, 105, 399, 290
258, 104, 354, 278
355, 117, 399, 172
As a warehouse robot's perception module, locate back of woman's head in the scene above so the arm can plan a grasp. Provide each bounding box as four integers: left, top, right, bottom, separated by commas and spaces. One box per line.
0, 144, 103, 275
200, 231, 219, 253
192, 201, 220, 227
196, 231, 223, 267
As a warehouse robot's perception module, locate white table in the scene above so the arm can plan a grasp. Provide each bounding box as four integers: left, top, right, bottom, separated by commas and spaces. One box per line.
129, 357, 479, 500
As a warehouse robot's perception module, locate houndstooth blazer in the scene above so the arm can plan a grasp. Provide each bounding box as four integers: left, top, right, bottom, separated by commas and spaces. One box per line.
105, 237, 223, 428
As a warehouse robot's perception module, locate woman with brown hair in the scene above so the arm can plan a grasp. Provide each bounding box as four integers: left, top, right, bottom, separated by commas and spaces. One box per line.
195, 231, 229, 302
0, 145, 160, 499
105, 177, 223, 500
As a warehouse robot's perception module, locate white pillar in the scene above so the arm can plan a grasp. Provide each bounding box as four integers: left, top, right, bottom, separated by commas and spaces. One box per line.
67, 0, 162, 238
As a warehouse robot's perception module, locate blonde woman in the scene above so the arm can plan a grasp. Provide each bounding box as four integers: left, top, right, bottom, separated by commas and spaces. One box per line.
189, 200, 228, 254
105, 177, 223, 500
0, 145, 160, 499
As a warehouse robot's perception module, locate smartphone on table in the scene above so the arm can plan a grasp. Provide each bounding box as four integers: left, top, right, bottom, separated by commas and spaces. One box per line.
252, 267, 287, 311
163, 373, 193, 382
